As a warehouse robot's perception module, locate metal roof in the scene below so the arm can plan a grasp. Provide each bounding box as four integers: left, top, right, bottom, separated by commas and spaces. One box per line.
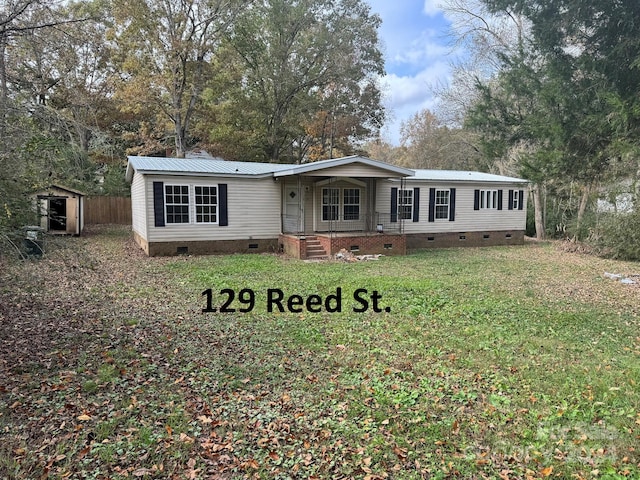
272, 155, 414, 177
125, 156, 295, 181
125, 155, 414, 181
126, 155, 528, 184
35, 184, 86, 196
408, 169, 528, 184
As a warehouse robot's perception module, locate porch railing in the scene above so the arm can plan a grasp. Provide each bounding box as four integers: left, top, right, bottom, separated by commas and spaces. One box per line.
282, 212, 402, 235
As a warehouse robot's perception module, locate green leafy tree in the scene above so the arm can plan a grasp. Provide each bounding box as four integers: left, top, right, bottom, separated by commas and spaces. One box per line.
485, 0, 632, 178
1, 0, 107, 245
112, 0, 247, 158
226, 0, 385, 163
463, 0, 640, 241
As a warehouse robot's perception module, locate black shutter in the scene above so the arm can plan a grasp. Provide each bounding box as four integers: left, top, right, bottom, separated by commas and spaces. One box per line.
390, 187, 398, 223
497, 190, 503, 210
153, 181, 165, 227
474, 189, 480, 210
428, 188, 436, 222
518, 189, 524, 210
449, 188, 456, 221
508, 189, 514, 210
218, 183, 228, 226
412, 188, 420, 222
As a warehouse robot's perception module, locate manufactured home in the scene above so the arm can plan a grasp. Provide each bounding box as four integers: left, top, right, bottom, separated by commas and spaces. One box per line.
125, 155, 528, 258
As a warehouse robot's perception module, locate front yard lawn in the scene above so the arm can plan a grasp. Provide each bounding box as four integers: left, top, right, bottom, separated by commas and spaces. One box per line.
1, 227, 638, 479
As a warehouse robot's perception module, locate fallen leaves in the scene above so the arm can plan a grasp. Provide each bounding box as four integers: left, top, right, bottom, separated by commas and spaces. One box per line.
268, 451, 280, 461
2, 226, 640, 479
540, 465, 554, 477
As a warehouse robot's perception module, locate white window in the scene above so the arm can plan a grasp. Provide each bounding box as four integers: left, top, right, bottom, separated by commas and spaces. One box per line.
322, 188, 339, 221
322, 187, 362, 221
195, 186, 217, 223
435, 189, 450, 219
165, 185, 219, 224
511, 190, 520, 210
398, 189, 413, 220
480, 190, 498, 209
165, 185, 190, 224
343, 188, 360, 220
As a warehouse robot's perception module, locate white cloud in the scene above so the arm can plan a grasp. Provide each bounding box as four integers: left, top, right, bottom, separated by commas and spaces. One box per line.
391, 30, 451, 67
423, 0, 442, 16
378, 61, 451, 144
365, 0, 459, 144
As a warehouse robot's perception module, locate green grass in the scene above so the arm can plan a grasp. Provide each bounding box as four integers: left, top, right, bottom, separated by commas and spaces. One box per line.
158, 245, 639, 479
1, 230, 639, 479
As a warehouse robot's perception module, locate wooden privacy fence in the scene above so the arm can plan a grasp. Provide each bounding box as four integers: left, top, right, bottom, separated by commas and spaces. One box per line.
85, 196, 132, 225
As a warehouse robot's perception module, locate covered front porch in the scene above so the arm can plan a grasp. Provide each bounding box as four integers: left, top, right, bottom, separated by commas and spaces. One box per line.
273, 157, 414, 259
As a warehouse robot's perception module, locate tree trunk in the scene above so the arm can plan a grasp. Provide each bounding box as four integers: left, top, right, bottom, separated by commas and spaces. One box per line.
174, 114, 186, 158
532, 183, 545, 240
0, 32, 7, 138
574, 183, 591, 240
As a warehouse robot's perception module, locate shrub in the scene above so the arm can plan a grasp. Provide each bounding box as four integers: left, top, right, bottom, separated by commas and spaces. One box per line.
588, 210, 640, 260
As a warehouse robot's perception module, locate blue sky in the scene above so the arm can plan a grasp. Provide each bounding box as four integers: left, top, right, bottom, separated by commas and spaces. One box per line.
366, 0, 458, 144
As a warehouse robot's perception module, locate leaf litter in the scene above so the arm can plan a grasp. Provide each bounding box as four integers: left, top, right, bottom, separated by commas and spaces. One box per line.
1, 226, 639, 479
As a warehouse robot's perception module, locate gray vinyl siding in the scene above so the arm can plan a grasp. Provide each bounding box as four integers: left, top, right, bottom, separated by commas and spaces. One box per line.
131, 172, 148, 240
145, 175, 281, 242
377, 180, 527, 233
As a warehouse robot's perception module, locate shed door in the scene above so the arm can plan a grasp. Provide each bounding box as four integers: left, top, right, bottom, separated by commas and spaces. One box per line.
66, 197, 77, 234
49, 198, 67, 231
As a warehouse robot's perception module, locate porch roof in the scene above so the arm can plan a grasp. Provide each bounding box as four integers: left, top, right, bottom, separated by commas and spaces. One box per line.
271, 155, 414, 178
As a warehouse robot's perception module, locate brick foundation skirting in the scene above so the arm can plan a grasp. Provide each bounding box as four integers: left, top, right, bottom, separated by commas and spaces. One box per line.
328, 234, 406, 256
406, 230, 524, 250
136, 230, 525, 257
279, 233, 406, 258
132, 230, 150, 255
144, 238, 279, 256
279, 234, 305, 259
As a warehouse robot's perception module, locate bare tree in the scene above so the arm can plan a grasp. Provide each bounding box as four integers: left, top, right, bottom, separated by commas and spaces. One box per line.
430, 0, 532, 126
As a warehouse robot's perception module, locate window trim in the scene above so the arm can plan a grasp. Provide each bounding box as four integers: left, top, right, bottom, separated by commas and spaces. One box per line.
398, 188, 414, 220
164, 184, 190, 224
343, 187, 361, 221
479, 189, 499, 209
164, 183, 220, 226
321, 187, 340, 222
321, 187, 362, 222
511, 190, 520, 210
434, 188, 450, 220
194, 185, 218, 224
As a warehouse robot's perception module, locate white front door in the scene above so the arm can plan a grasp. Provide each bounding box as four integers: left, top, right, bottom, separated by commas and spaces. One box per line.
284, 181, 304, 233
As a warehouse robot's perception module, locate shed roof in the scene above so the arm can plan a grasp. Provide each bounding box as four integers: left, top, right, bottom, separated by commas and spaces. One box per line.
35, 184, 86, 196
